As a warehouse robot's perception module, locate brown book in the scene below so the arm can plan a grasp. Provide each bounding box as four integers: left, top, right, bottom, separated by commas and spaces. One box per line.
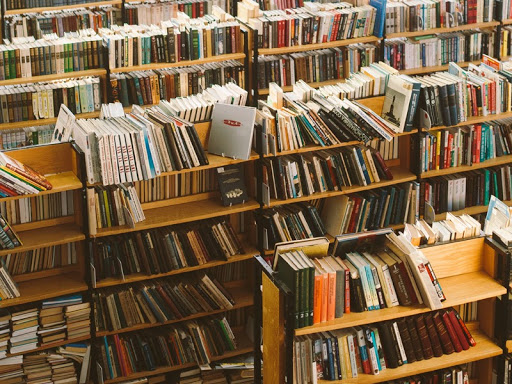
40, 313, 65, 326
441, 310, 463, 352
12, 318, 38, 331
424, 313, 443, 357
396, 318, 416, 363
134, 232, 152, 274
432, 312, 454, 355
406, 317, 424, 361
378, 251, 412, 306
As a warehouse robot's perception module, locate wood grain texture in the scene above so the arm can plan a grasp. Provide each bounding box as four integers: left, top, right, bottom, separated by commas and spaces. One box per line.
258, 36, 381, 55
386, 21, 499, 38
0, 69, 107, 86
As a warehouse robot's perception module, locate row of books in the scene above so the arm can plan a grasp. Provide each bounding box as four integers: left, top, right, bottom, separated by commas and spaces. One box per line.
0, 31, 104, 80
256, 203, 326, 250
100, 13, 243, 70
0, 214, 22, 250
294, 308, 475, 382
97, 317, 238, 380
4, 8, 122, 40
1, 243, 77, 276
378, 365, 472, 384
496, 353, 512, 384
5, 0, 116, 10
249, 2, 377, 49
0, 151, 51, 198
420, 166, 512, 215
178, 368, 253, 384
0, 190, 74, 226
110, 60, 245, 107
91, 218, 244, 283
87, 183, 145, 234
125, 0, 215, 25
384, 31, 496, 71
385, 0, 495, 34
0, 77, 101, 124
92, 273, 235, 332
75, 109, 208, 186
0, 125, 55, 150
502, 26, 512, 59
414, 121, 512, 173
321, 182, 419, 236
210, 259, 250, 283
261, 145, 393, 202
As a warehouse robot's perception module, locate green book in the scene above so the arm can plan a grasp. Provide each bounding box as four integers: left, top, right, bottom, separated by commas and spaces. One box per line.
277, 252, 300, 328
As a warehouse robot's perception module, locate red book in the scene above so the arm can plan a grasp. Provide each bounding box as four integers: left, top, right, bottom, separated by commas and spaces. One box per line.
371, 150, 393, 180
347, 197, 362, 233
454, 310, 477, 347
432, 312, 455, 355
441, 310, 463, 352
0, 183, 18, 197
446, 309, 470, 350
113, 335, 128, 377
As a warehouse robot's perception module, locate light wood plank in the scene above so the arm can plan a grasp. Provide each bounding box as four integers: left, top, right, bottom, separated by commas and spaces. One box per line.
386, 21, 499, 38
5, 0, 122, 14
258, 36, 381, 55
420, 154, 512, 178
0, 69, 107, 86
0, 111, 100, 130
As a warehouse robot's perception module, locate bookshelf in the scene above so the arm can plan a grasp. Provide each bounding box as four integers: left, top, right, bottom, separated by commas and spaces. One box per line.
255, 236, 506, 384
3, 0, 122, 15
385, 21, 500, 39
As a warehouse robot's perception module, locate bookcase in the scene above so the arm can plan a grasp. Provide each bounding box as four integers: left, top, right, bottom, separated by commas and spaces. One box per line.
255, 236, 507, 383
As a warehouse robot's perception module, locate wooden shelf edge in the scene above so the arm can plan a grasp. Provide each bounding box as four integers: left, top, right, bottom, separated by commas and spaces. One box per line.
5, 0, 122, 14
0, 69, 107, 86
420, 154, 512, 178
398, 60, 481, 76
0, 111, 100, 130
386, 21, 500, 38
426, 110, 512, 132
257, 36, 381, 55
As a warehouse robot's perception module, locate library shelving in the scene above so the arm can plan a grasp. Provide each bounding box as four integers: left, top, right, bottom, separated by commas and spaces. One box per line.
3, 0, 122, 15
385, 21, 500, 39
255, 236, 506, 384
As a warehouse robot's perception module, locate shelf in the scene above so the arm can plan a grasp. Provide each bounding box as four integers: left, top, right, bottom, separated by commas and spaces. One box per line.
258, 36, 381, 55
0, 224, 85, 258
103, 327, 253, 384
96, 283, 253, 337
4, 0, 122, 14
502, 19, 512, 25
398, 60, 481, 76
266, 167, 416, 208
386, 21, 500, 39
317, 328, 501, 384
294, 270, 505, 336
93, 198, 260, 237
109, 53, 246, 73
0, 111, 100, 131
259, 78, 346, 95
0, 69, 107, 86
95, 248, 258, 288
420, 154, 512, 178
0, 272, 87, 308
6, 335, 91, 358
0, 171, 82, 203
427, 110, 512, 132
434, 200, 512, 220
507, 339, 512, 353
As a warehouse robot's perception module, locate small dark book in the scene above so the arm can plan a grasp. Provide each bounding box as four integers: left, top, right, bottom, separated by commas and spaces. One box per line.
217, 164, 248, 206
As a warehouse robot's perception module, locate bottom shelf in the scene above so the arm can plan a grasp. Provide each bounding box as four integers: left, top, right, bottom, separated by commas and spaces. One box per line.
318, 329, 501, 384
103, 327, 253, 384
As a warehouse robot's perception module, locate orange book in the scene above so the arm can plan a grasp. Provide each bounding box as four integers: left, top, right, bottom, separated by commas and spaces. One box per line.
313, 271, 323, 324
319, 258, 336, 321
313, 260, 329, 323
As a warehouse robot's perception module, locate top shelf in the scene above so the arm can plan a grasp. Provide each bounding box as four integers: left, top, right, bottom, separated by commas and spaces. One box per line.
386, 21, 500, 39
257, 36, 381, 56
0, 69, 107, 87
4, 0, 122, 14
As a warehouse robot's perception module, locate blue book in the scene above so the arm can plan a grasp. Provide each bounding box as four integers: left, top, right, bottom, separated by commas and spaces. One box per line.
384, 187, 396, 227
370, 0, 387, 37
103, 336, 114, 380
354, 147, 371, 185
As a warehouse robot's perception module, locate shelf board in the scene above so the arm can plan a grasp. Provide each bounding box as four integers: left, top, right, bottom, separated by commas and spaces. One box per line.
4, 0, 122, 14
507, 339, 512, 353
103, 327, 253, 384
295, 270, 505, 336
266, 167, 416, 207
96, 283, 253, 337
0, 272, 87, 308
93, 198, 260, 237
0, 224, 85, 258
420, 154, 512, 178
6, 335, 91, 358
95, 248, 257, 288
259, 78, 346, 95
427, 110, 512, 132
258, 36, 381, 55
110, 53, 246, 73
386, 21, 499, 38
434, 200, 512, 220
0, 69, 107, 86
502, 19, 512, 25
318, 328, 501, 384
398, 60, 481, 76
0, 111, 100, 131
0, 171, 82, 203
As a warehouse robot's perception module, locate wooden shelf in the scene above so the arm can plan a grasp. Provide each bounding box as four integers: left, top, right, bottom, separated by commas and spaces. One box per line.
0, 272, 87, 308
96, 282, 253, 337
317, 328, 501, 384
507, 339, 512, 353
103, 327, 253, 384
399, 60, 481, 76
109, 53, 246, 73
0, 69, 107, 86
386, 21, 499, 39
258, 36, 381, 56
93, 198, 260, 237
266, 166, 416, 207
7, 335, 91, 358
502, 19, 512, 25
0, 171, 82, 203
4, 0, 122, 14
0, 111, 100, 131
434, 201, 512, 220
295, 270, 505, 336
420, 154, 512, 178
0, 224, 84, 258
259, 78, 345, 95
427, 110, 512, 132
95, 248, 257, 289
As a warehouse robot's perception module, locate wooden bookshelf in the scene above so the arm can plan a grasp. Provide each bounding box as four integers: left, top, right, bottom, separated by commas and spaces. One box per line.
109, 53, 246, 73
4, 0, 122, 14
258, 78, 345, 95
399, 60, 481, 76
434, 201, 512, 221
385, 21, 500, 39
427, 110, 512, 132
0, 69, 107, 86
6, 335, 91, 358
420, 154, 512, 178
0, 111, 100, 130
502, 19, 512, 25
95, 281, 253, 337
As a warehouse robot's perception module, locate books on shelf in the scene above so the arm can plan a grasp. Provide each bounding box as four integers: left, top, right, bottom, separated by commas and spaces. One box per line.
10, 308, 39, 355
125, 0, 213, 24
381, 73, 419, 133
0, 124, 55, 150
5, 0, 117, 10
249, 2, 377, 49
91, 217, 245, 283
92, 273, 235, 333
0, 215, 22, 250
0, 151, 52, 196
293, 308, 475, 381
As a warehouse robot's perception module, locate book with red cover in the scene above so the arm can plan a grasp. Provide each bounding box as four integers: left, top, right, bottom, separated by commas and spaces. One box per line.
441, 310, 463, 352
454, 310, 476, 347
446, 309, 470, 350
0, 152, 52, 191
424, 313, 444, 357
414, 315, 434, 360
432, 312, 455, 355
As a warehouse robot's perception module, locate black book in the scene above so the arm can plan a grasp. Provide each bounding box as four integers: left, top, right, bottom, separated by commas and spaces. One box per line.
217, 164, 249, 206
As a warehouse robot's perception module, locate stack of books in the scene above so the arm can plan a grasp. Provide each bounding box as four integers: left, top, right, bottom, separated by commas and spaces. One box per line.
58, 343, 91, 384
0, 261, 19, 299
23, 352, 75, 383
38, 305, 67, 347
10, 308, 39, 355
0, 363, 24, 383
295, 308, 475, 381
0, 310, 11, 359
0, 151, 52, 197
0, 215, 22, 251
65, 302, 91, 341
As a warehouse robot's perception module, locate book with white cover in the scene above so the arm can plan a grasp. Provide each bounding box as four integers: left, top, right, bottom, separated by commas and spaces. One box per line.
381, 75, 414, 133
208, 103, 256, 160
